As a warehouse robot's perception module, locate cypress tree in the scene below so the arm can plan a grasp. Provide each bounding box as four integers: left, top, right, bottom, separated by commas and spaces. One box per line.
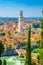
0, 41, 4, 65
0, 41, 4, 57
25, 25, 31, 65
40, 11, 43, 65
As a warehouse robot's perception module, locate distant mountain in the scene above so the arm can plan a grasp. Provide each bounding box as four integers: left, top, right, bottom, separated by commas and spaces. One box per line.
0, 17, 43, 21
28, 17, 43, 20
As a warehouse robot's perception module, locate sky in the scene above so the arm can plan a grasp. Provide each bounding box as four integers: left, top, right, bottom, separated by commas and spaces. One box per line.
0, 0, 43, 17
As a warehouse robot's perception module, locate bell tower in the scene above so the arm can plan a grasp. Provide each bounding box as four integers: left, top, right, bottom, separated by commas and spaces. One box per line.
18, 10, 23, 33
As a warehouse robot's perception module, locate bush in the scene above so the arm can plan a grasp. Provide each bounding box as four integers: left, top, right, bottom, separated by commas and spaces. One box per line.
40, 59, 43, 65
37, 54, 40, 63
32, 48, 40, 53
31, 61, 36, 65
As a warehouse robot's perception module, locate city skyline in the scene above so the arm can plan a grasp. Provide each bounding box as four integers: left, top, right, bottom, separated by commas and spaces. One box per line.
0, 0, 43, 17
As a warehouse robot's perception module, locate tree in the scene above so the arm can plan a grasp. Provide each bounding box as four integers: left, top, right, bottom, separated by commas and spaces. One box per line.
8, 31, 11, 35
8, 45, 13, 50
0, 41, 4, 57
42, 10, 43, 15
40, 18, 43, 65
25, 25, 31, 65
0, 33, 5, 36
6, 45, 13, 52
0, 59, 2, 65
2, 33, 5, 36
3, 59, 6, 65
